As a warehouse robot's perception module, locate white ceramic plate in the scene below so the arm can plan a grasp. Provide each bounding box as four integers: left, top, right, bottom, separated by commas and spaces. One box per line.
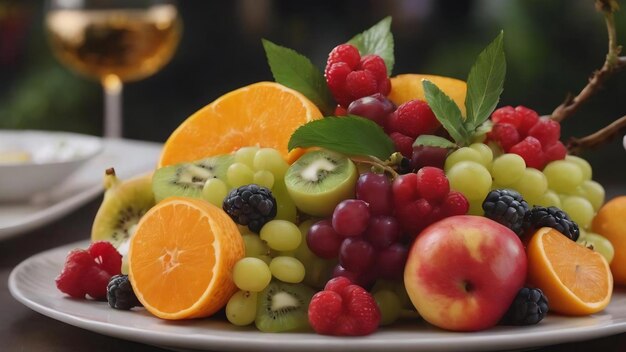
9, 240, 626, 352
0, 139, 161, 241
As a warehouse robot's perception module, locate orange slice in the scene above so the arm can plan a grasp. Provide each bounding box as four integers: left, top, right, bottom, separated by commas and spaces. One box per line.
128, 197, 244, 320
527, 227, 613, 315
389, 74, 467, 115
158, 82, 323, 167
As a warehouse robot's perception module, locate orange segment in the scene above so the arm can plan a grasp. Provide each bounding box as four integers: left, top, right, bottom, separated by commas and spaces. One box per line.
128, 197, 244, 320
158, 82, 323, 167
527, 227, 613, 315
592, 196, 626, 285
389, 74, 467, 115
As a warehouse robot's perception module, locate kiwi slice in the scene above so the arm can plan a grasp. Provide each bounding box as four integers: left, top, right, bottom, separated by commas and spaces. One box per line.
255, 281, 314, 332
285, 150, 358, 217
91, 168, 155, 272
152, 154, 234, 202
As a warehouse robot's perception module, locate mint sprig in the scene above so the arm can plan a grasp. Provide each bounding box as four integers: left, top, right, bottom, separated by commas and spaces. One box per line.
262, 39, 334, 115
348, 17, 395, 74
288, 116, 395, 160
421, 31, 506, 148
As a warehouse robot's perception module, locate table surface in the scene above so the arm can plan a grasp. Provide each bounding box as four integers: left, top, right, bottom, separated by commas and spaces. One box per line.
3, 196, 626, 352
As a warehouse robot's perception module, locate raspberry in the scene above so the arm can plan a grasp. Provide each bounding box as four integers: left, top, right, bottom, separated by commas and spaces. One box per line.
55, 250, 93, 299
491, 106, 521, 128
482, 189, 530, 237
415, 167, 450, 203
223, 184, 277, 233
345, 70, 379, 99
88, 241, 123, 276
509, 136, 545, 169
308, 278, 380, 336
487, 123, 520, 152
528, 118, 561, 146
387, 100, 440, 139
326, 44, 360, 70
325, 62, 353, 107
441, 191, 469, 217
543, 141, 567, 162
82, 265, 115, 300
515, 106, 540, 137
389, 132, 414, 159
501, 287, 549, 326
360, 55, 387, 81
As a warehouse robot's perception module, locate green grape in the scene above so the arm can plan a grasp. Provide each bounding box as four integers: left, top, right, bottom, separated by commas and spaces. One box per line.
234, 146, 260, 168
578, 232, 614, 263
232, 257, 272, 292
578, 228, 588, 239
372, 280, 411, 308
257, 254, 272, 265
444, 147, 485, 171
373, 289, 402, 326
269, 256, 306, 283
490, 153, 526, 186
242, 233, 270, 257
468, 199, 484, 216
543, 160, 584, 194
536, 190, 561, 208
565, 155, 592, 181
253, 148, 289, 178
446, 161, 492, 201
227, 162, 254, 188
226, 290, 258, 326
511, 168, 548, 201
202, 178, 229, 206
469, 143, 494, 167
253, 170, 275, 189
561, 196, 595, 229
272, 179, 298, 223
260, 220, 302, 251
576, 180, 605, 211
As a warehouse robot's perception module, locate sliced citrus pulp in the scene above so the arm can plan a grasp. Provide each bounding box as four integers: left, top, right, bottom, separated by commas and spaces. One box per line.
388, 74, 467, 115
128, 197, 244, 320
158, 82, 323, 167
527, 227, 613, 315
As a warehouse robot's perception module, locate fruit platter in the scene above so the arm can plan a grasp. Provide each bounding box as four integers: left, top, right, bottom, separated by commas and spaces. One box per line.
9, 4, 626, 351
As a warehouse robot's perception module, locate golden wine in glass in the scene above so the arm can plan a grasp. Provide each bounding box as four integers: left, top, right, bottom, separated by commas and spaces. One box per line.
46, 0, 182, 137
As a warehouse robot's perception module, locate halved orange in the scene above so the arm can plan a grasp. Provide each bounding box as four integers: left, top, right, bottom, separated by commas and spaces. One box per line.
158, 82, 323, 167
527, 227, 613, 315
128, 197, 245, 320
389, 74, 467, 115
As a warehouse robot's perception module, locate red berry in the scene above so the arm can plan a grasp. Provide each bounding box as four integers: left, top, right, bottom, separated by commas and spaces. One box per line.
325, 62, 352, 107
334, 105, 347, 116
308, 281, 380, 336
324, 276, 353, 293
515, 105, 539, 136
487, 123, 520, 152
392, 173, 419, 206
509, 136, 545, 169
528, 118, 561, 146
88, 241, 122, 276
360, 54, 388, 81
389, 132, 414, 158
415, 167, 450, 203
82, 265, 114, 300
441, 191, 470, 216
345, 70, 379, 100
55, 250, 92, 299
491, 106, 521, 128
387, 100, 439, 138
326, 44, 360, 70
543, 141, 567, 162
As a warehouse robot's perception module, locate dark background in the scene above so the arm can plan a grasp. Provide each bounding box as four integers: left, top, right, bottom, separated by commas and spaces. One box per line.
1, 0, 625, 184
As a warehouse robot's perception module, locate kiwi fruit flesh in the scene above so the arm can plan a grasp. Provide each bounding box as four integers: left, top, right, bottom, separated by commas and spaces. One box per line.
285, 150, 358, 217
91, 168, 155, 272
255, 281, 314, 332
152, 154, 234, 202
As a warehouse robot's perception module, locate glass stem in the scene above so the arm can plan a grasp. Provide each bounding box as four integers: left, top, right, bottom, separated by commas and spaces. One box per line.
103, 74, 123, 138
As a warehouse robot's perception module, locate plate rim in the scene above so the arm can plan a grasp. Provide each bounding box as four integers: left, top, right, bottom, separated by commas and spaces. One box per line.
8, 240, 626, 352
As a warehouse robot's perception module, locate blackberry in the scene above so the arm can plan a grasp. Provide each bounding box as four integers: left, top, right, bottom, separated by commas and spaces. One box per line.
107, 275, 142, 310
223, 184, 277, 233
523, 206, 580, 241
501, 287, 549, 326
482, 189, 529, 236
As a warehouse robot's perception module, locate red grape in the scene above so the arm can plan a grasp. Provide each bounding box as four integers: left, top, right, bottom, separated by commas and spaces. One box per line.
307, 219, 343, 259
364, 216, 400, 249
339, 238, 376, 273
376, 243, 408, 280
346, 93, 395, 127
410, 146, 449, 171
356, 173, 393, 216
332, 199, 371, 237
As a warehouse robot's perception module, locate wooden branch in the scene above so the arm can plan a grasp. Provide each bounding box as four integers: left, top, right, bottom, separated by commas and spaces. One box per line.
568, 114, 626, 153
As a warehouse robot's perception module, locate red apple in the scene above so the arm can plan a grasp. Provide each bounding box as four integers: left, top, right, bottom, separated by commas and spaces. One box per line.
404, 215, 526, 331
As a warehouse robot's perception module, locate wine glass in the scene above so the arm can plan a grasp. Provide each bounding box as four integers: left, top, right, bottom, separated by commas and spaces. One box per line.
45, 0, 182, 138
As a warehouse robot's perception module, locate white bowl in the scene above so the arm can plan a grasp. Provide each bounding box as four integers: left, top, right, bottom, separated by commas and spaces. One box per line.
0, 130, 103, 202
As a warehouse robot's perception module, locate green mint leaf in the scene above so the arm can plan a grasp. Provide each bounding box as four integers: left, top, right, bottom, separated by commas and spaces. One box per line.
413, 135, 458, 149
464, 31, 506, 131
262, 39, 334, 115
347, 17, 394, 74
288, 116, 395, 160
422, 80, 470, 145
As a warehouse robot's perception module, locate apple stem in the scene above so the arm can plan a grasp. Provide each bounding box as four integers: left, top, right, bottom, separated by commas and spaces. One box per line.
550, 0, 625, 124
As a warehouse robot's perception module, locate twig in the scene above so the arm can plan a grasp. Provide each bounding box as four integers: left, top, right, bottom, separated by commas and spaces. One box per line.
551, 0, 625, 122
568, 114, 626, 153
